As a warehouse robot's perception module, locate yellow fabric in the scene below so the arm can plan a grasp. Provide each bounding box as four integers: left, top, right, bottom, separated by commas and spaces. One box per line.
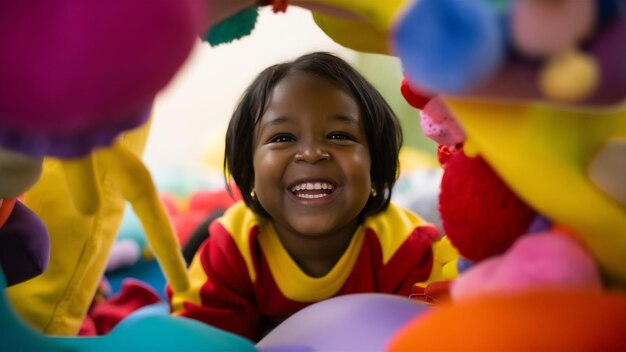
422, 236, 459, 284
60, 154, 102, 215
96, 142, 188, 293
171, 252, 209, 313
365, 202, 427, 264
258, 220, 366, 302
218, 201, 264, 283
7, 121, 151, 336
398, 146, 439, 172
299, 0, 409, 55
444, 98, 626, 287
312, 14, 389, 54
220, 202, 426, 302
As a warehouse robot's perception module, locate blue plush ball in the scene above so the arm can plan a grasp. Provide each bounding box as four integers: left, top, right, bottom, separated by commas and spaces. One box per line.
393, 0, 506, 94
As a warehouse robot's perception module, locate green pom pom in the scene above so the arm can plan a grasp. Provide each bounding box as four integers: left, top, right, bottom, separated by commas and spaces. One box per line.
204, 6, 259, 46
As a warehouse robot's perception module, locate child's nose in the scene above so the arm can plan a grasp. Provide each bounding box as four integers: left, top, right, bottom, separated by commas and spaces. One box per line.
294, 142, 330, 163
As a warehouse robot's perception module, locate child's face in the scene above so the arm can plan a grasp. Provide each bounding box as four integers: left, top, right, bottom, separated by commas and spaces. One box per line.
252, 72, 372, 239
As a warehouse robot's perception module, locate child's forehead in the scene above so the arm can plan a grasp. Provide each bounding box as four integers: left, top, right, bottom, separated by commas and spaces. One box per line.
267, 73, 356, 108
274, 72, 343, 92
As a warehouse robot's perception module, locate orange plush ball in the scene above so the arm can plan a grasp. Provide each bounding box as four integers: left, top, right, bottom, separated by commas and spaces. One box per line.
387, 290, 626, 351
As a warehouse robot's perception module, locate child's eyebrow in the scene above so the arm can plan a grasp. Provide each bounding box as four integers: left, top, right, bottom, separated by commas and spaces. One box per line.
259, 115, 293, 129
258, 114, 360, 132
331, 114, 360, 125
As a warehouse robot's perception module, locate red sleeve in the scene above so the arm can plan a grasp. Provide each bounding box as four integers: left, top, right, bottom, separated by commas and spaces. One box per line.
379, 224, 440, 296
168, 224, 260, 340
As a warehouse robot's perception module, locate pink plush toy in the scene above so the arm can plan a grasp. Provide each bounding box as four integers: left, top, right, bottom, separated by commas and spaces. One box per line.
451, 231, 603, 301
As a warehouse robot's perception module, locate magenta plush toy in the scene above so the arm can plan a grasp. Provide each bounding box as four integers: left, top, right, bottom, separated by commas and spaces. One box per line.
0, 0, 206, 158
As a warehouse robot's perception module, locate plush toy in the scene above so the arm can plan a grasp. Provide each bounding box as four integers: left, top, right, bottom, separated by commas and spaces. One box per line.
401, 82, 588, 294
0, 149, 49, 287
393, 0, 626, 288
388, 1, 626, 348
0, 199, 49, 287
1, 0, 209, 335
393, 0, 626, 106
0, 268, 258, 351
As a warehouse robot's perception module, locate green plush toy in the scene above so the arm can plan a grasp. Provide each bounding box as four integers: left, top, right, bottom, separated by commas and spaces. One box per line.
205, 6, 260, 46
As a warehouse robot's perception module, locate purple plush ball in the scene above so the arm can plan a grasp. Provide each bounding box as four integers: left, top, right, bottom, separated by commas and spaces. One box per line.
257, 293, 429, 352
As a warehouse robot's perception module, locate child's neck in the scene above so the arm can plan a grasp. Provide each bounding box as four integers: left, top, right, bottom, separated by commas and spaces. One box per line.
273, 219, 359, 278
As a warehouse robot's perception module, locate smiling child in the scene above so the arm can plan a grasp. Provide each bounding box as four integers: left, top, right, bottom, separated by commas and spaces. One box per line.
169, 52, 447, 341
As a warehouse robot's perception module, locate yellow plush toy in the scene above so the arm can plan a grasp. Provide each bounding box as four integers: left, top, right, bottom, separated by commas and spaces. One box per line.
7, 124, 167, 335
445, 99, 626, 287
285, 0, 409, 55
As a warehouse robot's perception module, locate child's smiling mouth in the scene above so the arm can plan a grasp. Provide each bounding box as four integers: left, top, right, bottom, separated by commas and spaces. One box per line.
289, 181, 335, 199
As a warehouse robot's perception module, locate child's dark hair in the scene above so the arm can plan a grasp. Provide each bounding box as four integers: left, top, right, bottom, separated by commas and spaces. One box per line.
225, 52, 403, 220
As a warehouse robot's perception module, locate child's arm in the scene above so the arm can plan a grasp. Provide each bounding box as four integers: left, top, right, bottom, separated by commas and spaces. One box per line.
168, 230, 260, 340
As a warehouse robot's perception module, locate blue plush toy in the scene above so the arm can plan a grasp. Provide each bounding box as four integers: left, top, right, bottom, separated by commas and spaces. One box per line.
393, 0, 626, 106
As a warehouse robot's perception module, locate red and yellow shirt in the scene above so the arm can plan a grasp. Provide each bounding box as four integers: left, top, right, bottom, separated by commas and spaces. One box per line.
169, 201, 447, 341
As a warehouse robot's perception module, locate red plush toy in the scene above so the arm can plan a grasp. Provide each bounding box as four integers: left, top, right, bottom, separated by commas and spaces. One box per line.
439, 148, 536, 262
401, 77, 536, 263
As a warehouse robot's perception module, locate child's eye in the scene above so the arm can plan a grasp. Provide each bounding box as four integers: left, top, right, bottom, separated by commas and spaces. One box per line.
328, 132, 354, 141
269, 134, 295, 143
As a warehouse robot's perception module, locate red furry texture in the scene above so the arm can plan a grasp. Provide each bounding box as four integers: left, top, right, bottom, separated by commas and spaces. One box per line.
400, 78, 431, 110
439, 149, 536, 262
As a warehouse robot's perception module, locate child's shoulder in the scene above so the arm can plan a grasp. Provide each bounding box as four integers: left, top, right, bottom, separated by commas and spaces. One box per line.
365, 202, 428, 233
364, 202, 438, 260
218, 201, 261, 229
212, 201, 265, 244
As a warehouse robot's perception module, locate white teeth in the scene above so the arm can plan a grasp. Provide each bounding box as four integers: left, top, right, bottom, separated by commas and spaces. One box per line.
290, 182, 334, 193
298, 193, 328, 199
